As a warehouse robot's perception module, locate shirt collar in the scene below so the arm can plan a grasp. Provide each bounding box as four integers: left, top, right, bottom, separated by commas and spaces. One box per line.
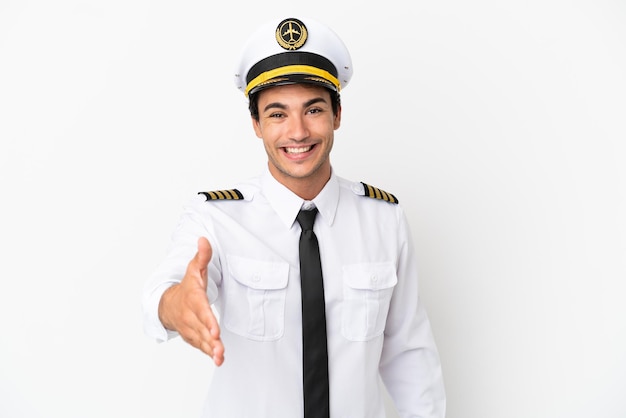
260, 166, 339, 229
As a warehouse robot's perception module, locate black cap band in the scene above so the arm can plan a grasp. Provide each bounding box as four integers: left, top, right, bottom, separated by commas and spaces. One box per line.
246, 51, 338, 85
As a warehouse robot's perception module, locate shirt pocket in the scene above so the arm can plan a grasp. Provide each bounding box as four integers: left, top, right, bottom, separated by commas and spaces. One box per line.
223, 255, 289, 341
341, 263, 398, 342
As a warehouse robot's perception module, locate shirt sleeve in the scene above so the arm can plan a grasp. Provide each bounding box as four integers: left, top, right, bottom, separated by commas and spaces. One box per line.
378, 208, 446, 418
141, 196, 221, 343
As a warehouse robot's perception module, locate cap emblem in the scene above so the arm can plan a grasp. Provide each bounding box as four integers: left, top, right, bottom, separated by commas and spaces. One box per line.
275, 18, 308, 50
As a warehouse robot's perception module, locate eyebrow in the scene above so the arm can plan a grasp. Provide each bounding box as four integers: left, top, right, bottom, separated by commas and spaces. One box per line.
262, 97, 328, 113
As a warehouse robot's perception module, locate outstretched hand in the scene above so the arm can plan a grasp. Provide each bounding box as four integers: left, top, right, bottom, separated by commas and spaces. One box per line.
158, 237, 224, 366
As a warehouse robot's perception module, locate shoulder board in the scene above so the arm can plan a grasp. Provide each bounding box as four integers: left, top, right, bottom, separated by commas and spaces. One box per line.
198, 189, 244, 201
361, 182, 399, 204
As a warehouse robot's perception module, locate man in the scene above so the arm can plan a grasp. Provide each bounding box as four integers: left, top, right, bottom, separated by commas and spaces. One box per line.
143, 16, 446, 418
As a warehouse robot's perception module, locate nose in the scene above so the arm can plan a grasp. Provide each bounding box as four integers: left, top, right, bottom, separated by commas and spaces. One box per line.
287, 114, 309, 142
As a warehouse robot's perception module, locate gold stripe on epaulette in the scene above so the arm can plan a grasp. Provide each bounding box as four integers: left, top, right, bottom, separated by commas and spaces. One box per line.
198, 189, 244, 201
361, 182, 399, 204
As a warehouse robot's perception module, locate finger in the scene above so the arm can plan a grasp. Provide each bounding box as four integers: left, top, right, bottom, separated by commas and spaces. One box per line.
185, 237, 213, 288
195, 236, 212, 271
198, 308, 224, 365
194, 319, 224, 366
212, 341, 225, 366
199, 338, 225, 366
179, 314, 216, 351
198, 301, 221, 339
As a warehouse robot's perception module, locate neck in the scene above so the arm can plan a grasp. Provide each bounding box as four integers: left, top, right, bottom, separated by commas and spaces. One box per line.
268, 163, 331, 201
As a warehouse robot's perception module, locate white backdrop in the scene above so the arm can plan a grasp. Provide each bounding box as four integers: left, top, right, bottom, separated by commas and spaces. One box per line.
1, 1, 625, 417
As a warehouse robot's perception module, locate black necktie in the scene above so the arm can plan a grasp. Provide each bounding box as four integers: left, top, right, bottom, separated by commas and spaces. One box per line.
296, 208, 330, 418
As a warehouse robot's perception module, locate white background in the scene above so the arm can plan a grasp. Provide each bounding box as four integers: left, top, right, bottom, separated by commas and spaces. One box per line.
1, 1, 625, 417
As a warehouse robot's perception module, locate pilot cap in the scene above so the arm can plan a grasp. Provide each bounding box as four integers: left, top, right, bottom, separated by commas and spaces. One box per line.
234, 17, 353, 97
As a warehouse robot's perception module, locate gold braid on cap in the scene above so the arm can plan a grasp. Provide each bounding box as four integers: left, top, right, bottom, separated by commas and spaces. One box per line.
245, 65, 340, 97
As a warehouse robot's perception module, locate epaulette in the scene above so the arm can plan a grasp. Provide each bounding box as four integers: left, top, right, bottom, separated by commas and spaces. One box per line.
361, 182, 399, 204
198, 189, 244, 201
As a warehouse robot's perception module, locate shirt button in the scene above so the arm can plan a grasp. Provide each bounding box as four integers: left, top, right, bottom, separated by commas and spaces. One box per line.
371, 275, 378, 283
252, 274, 261, 282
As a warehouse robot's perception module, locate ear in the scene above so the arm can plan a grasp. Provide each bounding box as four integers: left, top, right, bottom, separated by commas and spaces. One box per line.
333, 105, 342, 130
251, 117, 263, 138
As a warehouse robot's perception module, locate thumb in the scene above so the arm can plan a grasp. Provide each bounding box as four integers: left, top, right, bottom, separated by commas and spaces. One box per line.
196, 236, 213, 270
187, 237, 212, 289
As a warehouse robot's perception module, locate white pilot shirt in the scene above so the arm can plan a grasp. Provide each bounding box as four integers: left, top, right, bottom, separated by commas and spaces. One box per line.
143, 167, 446, 418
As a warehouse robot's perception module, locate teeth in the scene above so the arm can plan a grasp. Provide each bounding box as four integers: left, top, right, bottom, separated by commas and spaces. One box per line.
285, 146, 312, 154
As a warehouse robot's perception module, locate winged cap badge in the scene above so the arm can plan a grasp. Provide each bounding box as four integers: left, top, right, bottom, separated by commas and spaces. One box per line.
275, 18, 308, 50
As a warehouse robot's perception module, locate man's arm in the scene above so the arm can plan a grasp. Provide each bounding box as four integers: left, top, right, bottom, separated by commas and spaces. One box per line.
379, 210, 446, 417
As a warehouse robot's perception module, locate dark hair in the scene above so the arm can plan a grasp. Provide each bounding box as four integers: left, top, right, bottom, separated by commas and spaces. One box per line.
248, 87, 341, 121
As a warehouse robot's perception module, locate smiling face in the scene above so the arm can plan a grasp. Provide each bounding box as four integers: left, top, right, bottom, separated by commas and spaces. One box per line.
252, 83, 342, 200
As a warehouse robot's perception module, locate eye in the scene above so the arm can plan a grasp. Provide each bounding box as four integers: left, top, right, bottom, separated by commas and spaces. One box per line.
307, 107, 323, 115
268, 112, 285, 118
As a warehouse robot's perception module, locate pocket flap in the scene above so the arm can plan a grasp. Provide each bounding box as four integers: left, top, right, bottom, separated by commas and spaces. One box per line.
342, 263, 398, 290
227, 255, 289, 290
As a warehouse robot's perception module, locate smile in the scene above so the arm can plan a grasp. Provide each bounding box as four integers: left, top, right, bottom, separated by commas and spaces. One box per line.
284, 145, 313, 154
